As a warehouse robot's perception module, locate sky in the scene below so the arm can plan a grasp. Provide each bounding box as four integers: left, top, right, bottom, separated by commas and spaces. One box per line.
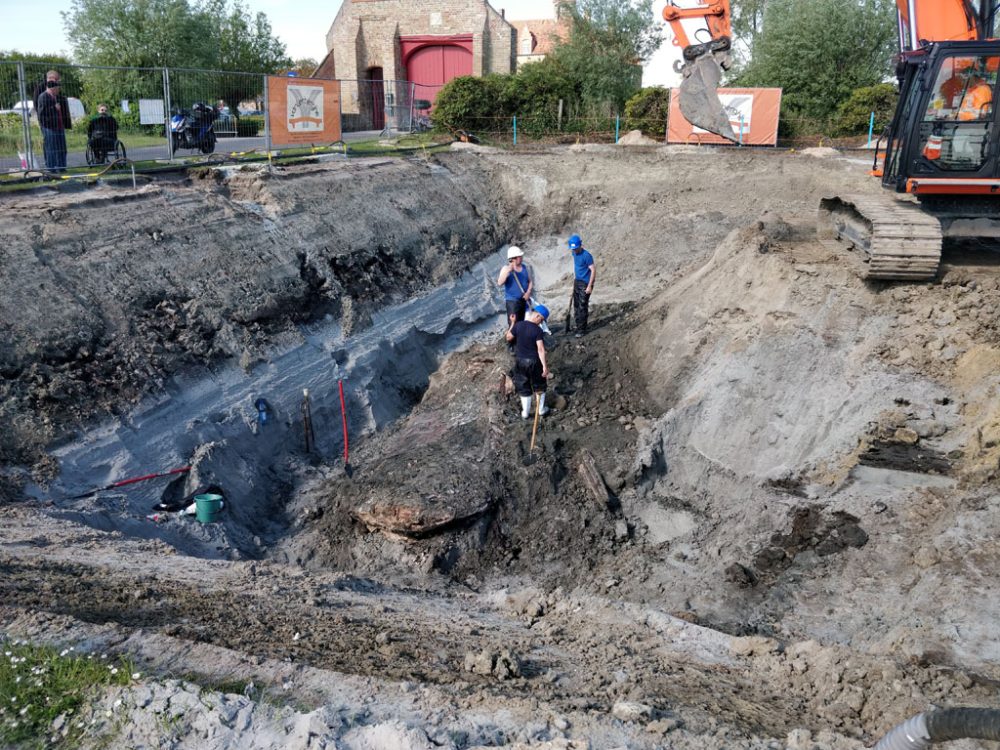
0, 0, 680, 85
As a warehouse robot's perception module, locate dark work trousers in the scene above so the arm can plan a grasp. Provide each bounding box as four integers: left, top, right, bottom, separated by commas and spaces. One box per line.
505, 298, 526, 351
514, 357, 545, 396
573, 279, 591, 333
505, 298, 527, 326
42, 127, 67, 171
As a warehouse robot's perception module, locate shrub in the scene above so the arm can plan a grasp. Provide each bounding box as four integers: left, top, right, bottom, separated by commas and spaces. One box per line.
831, 83, 898, 137
111, 107, 163, 136
432, 74, 508, 133
237, 115, 264, 137
623, 86, 670, 138
501, 60, 577, 136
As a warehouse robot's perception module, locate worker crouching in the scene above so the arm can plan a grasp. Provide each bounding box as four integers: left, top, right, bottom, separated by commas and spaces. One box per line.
506, 305, 551, 419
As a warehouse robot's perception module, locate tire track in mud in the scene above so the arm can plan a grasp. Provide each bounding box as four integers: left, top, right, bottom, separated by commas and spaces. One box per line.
0, 553, 825, 740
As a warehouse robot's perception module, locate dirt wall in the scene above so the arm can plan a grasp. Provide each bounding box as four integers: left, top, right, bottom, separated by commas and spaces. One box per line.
0, 159, 516, 475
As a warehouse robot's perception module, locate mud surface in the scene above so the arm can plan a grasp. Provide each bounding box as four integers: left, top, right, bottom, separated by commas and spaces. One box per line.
4, 146, 1000, 749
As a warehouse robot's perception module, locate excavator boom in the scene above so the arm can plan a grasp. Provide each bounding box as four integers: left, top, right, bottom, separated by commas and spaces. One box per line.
664, 1, 991, 143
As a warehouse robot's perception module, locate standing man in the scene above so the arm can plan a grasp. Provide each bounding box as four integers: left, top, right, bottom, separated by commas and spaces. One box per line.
497, 245, 533, 334
568, 233, 595, 338
35, 70, 72, 172
506, 305, 551, 419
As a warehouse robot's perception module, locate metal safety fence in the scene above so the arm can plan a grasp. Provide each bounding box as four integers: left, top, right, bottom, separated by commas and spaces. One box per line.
0, 59, 446, 175
338, 79, 443, 134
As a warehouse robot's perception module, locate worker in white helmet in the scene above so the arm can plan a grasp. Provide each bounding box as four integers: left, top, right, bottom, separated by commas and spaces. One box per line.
497, 245, 533, 330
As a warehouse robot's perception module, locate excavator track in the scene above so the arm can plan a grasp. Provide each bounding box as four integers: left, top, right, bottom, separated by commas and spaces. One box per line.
818, 194, 942, 281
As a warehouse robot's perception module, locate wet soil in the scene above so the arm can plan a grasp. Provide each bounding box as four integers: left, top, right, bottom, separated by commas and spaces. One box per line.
6, 147, 1000, 748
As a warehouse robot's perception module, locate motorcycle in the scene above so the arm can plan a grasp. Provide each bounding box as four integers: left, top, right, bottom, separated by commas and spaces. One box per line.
170, 102, 217, 154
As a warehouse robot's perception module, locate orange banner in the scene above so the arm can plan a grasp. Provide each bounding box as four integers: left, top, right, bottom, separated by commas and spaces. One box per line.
267, 77, 342, 146
668, 87, 782, 146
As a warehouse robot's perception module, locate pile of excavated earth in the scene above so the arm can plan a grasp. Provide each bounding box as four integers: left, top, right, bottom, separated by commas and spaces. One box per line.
3, 143, 1000, 749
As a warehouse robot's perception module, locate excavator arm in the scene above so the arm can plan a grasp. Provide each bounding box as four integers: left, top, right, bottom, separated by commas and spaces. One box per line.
663, 0, 737, 141
664, 0, 988, 143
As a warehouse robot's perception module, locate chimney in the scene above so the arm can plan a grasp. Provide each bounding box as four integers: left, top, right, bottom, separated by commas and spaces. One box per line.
501, 8, 505, 18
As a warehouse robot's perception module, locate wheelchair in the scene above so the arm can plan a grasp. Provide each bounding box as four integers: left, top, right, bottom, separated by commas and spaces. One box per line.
85, 132, 126, 166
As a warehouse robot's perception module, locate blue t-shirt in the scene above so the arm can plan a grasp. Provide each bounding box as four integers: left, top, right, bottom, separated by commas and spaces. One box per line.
503, 266, 531, 301
573, 249, 594, 282
512, 320, 544, 360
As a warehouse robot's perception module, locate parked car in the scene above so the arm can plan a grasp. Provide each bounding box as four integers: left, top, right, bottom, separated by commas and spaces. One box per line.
2, 97, 86, 120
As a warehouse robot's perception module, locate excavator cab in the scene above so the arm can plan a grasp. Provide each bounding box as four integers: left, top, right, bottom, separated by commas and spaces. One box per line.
882, 44, 1000, 192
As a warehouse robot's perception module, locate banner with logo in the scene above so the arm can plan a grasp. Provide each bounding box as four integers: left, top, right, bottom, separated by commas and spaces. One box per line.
668, 87, 782, 146
267, 77, 342, 146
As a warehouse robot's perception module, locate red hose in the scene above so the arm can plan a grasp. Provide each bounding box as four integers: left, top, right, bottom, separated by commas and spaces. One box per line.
338, 379, 349, 465
112, 466, 191, 488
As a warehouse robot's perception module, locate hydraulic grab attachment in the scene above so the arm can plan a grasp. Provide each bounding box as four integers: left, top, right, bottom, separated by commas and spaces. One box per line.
664, 0, 738, 142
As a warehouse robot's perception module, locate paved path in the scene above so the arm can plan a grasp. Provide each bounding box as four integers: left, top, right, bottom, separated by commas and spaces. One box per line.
3, 130, 388, 172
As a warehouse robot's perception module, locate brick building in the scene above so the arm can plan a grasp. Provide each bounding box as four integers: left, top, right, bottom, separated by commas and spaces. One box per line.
324, 0, 515, 128
511, 4, 571, 69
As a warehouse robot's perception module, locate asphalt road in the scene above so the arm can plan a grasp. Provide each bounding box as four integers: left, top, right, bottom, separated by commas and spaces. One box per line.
3, 130, 387, 172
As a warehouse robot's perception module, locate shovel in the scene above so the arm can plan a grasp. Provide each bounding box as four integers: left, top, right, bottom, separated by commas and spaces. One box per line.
339, 379, 353, 477
564, 288, 573, 334
523, 393, 542, 466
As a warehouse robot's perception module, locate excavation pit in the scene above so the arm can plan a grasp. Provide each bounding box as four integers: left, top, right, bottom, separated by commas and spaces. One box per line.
4, 147, 1000, 748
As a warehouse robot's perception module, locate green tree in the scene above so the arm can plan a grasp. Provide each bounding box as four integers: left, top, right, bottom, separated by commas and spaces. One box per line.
63, 0, 289, 72
285, 58, 319, 78
502, 59, 577, 133
200, 0, 290, 110
831, 82, 898, 136
550, 0, 663, 113
734, 0, 896, 124
64, 0, 215, 69
729, 0, 769, 62
623, 86, 670, 137
0, 51, 83, 108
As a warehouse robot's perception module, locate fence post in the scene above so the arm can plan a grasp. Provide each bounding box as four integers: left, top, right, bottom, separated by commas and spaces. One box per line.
866, 111, 875, 148
16, 61, 34, 169
739, 114, 744, 146
513, 115, 517, 146
558, 99, 563, 131
615, 115, 620, 143
408, 82, 416, 133
263, 73, 272, 170
163, 67, 174, 162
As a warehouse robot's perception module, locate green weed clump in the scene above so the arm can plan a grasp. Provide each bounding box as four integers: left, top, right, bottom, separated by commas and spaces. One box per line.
0, 639, 136, 749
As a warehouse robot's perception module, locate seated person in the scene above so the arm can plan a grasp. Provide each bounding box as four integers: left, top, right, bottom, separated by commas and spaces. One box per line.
87, 104, 118, 150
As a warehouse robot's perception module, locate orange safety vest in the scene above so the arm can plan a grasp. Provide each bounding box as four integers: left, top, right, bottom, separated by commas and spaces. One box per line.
959, 80, 993, 120
923, 133, 943, 160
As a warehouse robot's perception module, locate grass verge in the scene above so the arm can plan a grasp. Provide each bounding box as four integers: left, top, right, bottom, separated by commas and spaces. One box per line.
0, 640, 135, 749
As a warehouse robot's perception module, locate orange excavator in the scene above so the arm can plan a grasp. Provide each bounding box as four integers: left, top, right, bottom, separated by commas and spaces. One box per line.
664, 0, 1000, 280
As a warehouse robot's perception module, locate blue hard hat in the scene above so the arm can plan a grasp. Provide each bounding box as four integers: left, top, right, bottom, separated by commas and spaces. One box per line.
568, 234, 582, 249
533, 304, 550, 320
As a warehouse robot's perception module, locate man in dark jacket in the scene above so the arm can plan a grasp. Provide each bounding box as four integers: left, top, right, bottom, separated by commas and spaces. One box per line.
34, 70, 72, 172
505, 305, 551, 419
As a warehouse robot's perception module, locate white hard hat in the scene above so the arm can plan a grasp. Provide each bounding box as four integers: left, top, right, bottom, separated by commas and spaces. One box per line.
507, 246, 524, 259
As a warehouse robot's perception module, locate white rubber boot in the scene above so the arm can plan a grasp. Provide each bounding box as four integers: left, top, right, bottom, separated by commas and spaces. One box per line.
538, 392, 549, 416
520, 396, 531, 419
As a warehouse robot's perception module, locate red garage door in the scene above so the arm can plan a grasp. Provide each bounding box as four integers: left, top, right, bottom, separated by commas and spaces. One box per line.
403, 39, 473, 103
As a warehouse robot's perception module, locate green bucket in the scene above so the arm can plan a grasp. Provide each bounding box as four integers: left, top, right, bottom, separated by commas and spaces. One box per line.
194, 493, 223, 524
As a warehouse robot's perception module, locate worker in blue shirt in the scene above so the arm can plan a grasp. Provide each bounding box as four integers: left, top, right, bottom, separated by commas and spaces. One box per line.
568, 234, 595, 337
497, 245, 532, 349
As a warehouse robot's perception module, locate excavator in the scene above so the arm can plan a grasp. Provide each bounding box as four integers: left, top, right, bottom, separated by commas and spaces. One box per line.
664, 0, 1000, 280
